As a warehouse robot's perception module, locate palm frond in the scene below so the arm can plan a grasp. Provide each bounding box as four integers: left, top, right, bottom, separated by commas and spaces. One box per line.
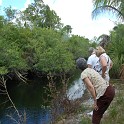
92, 5, 124, 21
92, 0, 124, 21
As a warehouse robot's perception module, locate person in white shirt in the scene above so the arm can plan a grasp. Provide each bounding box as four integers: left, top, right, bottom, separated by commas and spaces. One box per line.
87, 47, 99, 69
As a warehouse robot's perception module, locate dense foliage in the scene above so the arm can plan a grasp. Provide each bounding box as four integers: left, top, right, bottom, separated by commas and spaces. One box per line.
107, 24, 124, 78
1, 0, 124, 79
0, 0, 91, 77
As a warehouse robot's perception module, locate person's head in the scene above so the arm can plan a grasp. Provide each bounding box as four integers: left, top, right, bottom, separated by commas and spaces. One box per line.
88, 47, 95, 55
76, 58, 87, 71
95, 46, 106, 57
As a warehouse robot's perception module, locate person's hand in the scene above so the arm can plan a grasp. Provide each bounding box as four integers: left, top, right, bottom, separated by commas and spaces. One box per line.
102, 73, 105, 79
93, 100, 98, 111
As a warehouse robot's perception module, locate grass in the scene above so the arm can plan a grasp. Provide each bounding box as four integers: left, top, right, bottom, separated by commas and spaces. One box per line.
101, 82, 124, 124
80, 117, 91, 124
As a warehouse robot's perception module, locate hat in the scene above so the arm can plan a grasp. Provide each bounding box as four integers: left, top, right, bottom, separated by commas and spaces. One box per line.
76, 58, 87, 70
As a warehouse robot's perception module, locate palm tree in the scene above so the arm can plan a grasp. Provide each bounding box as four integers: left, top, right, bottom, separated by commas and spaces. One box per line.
97, 34, 110, 48
92, 0, 124, 21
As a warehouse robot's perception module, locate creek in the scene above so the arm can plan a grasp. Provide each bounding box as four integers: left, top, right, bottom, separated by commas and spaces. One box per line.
0, 71, 86, 124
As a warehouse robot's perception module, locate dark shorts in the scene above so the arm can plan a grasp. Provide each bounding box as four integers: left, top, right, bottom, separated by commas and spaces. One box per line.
92, 85, 115, 124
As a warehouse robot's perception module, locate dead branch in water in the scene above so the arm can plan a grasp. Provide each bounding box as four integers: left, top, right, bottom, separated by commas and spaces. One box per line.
0, 76, 25, 124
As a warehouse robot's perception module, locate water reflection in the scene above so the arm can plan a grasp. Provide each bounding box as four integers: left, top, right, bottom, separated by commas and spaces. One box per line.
0, 108, 51, 124
0, 76, 86, 123
67, 78, 86, 100
0, 80, 52, 124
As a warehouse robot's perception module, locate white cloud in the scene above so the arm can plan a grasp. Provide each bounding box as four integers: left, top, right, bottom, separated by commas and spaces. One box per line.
44, 0, 115, 40
21, 0, 32, 11
72, 18, 115, 40
24, 0, 31, 8
0, 0, 2, 5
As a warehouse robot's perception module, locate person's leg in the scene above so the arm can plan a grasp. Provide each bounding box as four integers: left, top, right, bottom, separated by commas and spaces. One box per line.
92, 85, 115, 124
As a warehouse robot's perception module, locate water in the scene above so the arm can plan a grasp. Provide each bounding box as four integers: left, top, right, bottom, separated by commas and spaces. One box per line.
0, 79, 53, 124
0, 108, 51, 124
0, 74, 86, 124
67, 78, 86, 100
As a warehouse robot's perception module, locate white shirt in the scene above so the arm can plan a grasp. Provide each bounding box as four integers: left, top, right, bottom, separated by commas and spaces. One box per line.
87, 53, 99, 69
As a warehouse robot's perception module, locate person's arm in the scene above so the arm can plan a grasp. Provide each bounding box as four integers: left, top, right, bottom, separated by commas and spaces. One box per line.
87, 56, 92, 68
83, 77, 98, 111
100, 56, 107, 78
110, 59, 113, 69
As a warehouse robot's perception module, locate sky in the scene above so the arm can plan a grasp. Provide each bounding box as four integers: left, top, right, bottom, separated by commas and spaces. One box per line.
0, 0, 116, 40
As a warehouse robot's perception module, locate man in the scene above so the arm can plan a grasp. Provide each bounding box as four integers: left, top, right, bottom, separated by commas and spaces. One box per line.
87, 47, 99, 69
